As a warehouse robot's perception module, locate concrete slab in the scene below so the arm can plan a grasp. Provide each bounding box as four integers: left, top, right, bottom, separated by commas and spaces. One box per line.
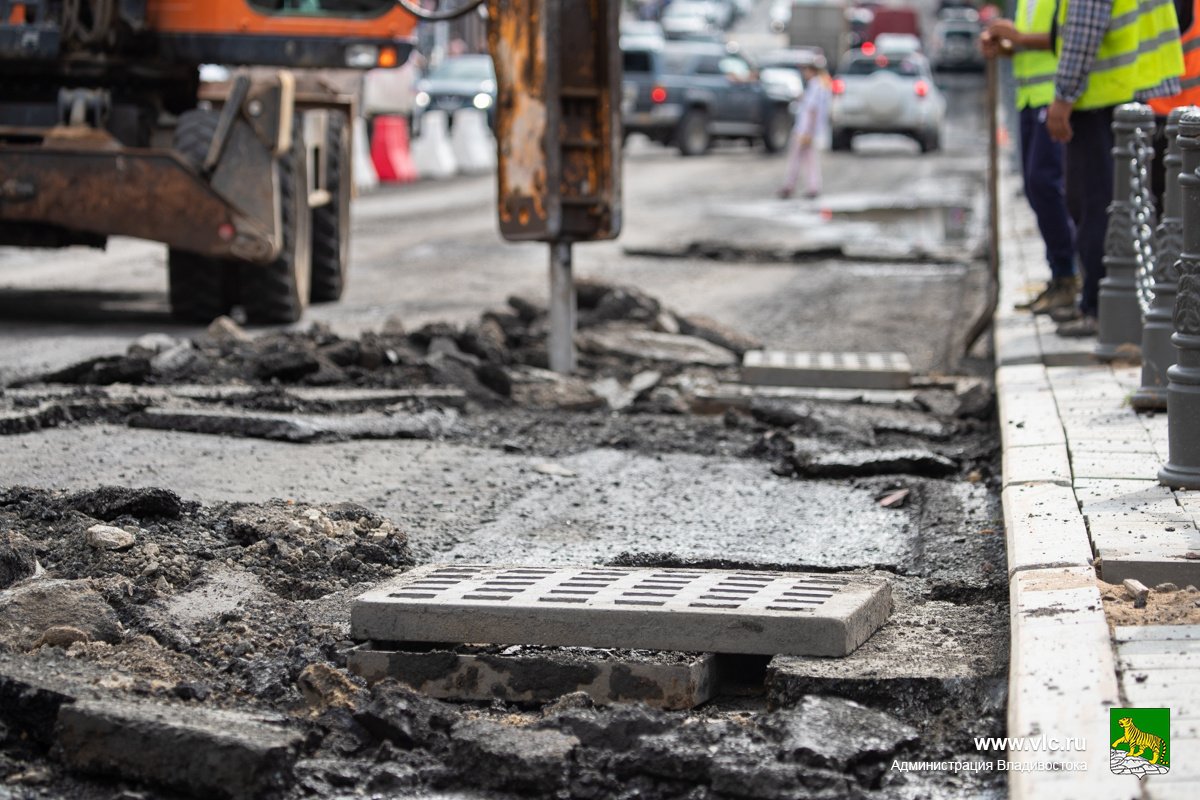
347, 644, 717, 710
1001, 483, 1094, 576
352, 565, 894, 658
1008, 567, 1121, 799
741, 350, 912, 390
998, 390, 1068, 450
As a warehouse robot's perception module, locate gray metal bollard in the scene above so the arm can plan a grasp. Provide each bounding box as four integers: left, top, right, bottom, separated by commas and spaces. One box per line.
1159, 109, 1200, 488
1096, 103, 1156, 361
1134, 108, 1190, 410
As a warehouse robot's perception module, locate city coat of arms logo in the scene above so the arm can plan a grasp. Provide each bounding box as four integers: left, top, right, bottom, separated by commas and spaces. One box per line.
1110, 708, 1170, 777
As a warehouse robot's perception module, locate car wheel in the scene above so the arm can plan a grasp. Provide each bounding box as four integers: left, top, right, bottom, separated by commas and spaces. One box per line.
676, 109, 711, 157
763, 105, 792, 153
831, 129, 853, 151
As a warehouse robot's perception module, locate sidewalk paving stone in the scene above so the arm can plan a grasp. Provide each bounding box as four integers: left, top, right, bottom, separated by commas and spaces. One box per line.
997, 173, 1200, 800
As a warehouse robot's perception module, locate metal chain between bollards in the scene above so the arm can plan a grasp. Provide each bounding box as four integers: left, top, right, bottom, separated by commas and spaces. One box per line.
1129, 127, 1158, 317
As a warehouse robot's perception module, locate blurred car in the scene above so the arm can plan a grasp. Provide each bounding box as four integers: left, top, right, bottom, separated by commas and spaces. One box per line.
621, 41, 794, 155
769, 0, 791, 33
930, 18, 984, 71
621, 19, 667, 50
662, 1, 734, 38
830, 48, 945, 152
874, 32, 922, 54
756, 46, 826, 76
412, 54, 496, 134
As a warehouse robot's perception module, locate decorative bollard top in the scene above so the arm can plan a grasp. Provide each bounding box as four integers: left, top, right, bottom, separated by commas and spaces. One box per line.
1115, 103, 1156, 125
1179, 107, 1200, 142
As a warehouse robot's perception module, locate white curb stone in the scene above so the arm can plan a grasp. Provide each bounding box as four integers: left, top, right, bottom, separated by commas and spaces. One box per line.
1007, 567, 1121, 800
1002, 483, 1094, 577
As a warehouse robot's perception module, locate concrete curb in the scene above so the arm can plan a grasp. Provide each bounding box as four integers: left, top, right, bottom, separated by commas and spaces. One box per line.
995, 173, 1125, 799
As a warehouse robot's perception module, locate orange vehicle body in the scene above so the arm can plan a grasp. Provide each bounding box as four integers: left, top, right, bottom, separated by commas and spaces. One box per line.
144, 0, 415, 42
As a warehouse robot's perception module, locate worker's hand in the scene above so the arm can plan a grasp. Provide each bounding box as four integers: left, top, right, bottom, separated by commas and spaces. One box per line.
984, 19, 1018, 56
1047, 99, 1074, 143
979, 31, 1001, 58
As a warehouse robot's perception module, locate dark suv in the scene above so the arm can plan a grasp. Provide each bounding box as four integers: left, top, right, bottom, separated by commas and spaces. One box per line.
621, 42, 794, 156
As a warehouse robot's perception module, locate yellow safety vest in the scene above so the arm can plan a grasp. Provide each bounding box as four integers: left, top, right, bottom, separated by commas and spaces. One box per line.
1055, 0, 1141, 109
1015, 0, 1060, 108
1134, 0, 1185, 95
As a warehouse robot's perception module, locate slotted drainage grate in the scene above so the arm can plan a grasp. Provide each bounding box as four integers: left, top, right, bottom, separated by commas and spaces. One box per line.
352, 565, 893, 657
742, 350, 912, 390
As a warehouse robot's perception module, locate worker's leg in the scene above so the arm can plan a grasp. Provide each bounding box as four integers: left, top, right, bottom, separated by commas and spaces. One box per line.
1066, 106, 1115, 318
1022, 105, 1076, 280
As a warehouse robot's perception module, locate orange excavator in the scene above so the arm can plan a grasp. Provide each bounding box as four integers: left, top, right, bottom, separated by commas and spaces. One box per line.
0, 1, 418, 323
0, 0, 622, 357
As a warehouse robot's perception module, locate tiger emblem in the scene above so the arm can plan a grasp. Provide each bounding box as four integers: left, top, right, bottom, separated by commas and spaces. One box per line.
1112, 717, 1169, 766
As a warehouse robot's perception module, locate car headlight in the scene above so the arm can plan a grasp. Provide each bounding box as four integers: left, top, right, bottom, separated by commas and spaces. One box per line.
415, 91, 431, 108
344, 44, 379, 69
473, 92, 493, 110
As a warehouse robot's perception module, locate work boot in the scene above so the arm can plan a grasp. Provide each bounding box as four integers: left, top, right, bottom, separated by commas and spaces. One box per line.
1030, 276, 1080, 315
1014, 282, 1051, 311
1056, 314, 1098, 338
1050, 305, 1081, 323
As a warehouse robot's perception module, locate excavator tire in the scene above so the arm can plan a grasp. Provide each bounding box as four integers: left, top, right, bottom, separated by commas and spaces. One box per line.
239, 115, 312, 325
310, 111, 350, 303
167, 109, 236, 323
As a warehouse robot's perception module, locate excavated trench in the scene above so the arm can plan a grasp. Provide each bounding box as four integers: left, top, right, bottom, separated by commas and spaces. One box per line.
0, 277, 1008, 800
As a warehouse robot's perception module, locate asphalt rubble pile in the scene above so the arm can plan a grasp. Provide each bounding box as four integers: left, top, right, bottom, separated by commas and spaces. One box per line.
0, 485, 1005, 800
12, 280, 759, 413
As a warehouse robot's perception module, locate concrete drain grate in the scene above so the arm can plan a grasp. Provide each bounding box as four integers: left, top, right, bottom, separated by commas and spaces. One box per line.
352, 565, 892, 657
742, 350, 913, 390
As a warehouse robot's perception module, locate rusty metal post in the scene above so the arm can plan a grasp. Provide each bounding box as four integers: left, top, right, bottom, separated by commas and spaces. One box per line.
1096, 103, 1155, 361
488, 0, 622, 374
1134, 108, 1189, 410
549, 241, 577, 373
1160, 109, 1200, 488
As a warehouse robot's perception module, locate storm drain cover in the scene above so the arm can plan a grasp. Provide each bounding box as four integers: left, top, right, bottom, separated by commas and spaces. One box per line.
742, 350, 912, 390
351, 565, 892, 657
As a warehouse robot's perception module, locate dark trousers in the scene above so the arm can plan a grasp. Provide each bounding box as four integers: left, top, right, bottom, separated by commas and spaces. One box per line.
1065, 106, 1115, 316
1019, 105, 1076, 279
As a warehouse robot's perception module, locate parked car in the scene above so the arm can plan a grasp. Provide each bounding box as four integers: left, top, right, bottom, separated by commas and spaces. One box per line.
930, 18, 985, 71
412, 54, 496, 135
830, 48, 945, 152
622, 42, 794, 155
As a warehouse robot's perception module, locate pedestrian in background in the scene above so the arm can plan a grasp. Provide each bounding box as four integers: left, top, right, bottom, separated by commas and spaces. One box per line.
982, 0, 1079, 316
778, 60, 832, 200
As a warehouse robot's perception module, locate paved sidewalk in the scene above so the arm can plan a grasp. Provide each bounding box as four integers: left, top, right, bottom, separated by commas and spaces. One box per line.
996, 172, 1200, 799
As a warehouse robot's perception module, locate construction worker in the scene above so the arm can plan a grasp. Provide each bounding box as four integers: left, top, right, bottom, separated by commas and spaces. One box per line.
1045, 0, 1183, 337
982, 0, 1079, 316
